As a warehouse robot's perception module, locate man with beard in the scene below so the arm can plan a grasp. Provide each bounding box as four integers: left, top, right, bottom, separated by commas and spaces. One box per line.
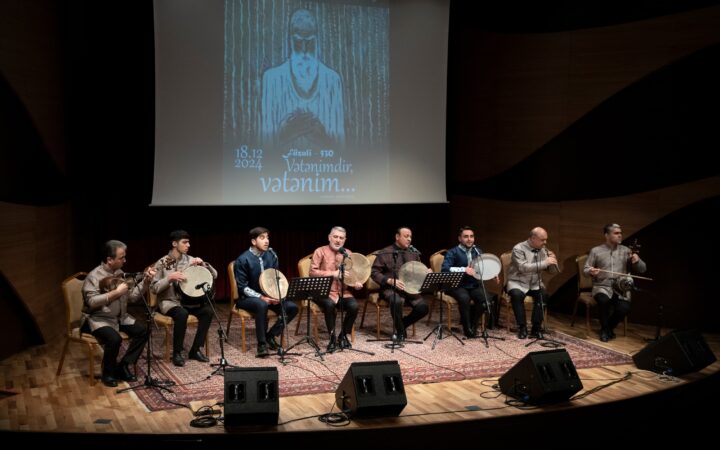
261, 8, 345, 150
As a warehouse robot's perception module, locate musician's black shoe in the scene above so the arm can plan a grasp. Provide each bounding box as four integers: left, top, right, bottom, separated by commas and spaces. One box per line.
326, 334, 337, 353
339, 333, 352, 349
464, 327, 477, 339
188, 349, 209, 363
172, 352, 185, 367
529, 327, 544, 340
101, 375, 118, 387
517, 325, 528, 339
256, 344, 270, 358
115, 363, 137, 382
265, 333, 280, 351
599, 330, 610, 342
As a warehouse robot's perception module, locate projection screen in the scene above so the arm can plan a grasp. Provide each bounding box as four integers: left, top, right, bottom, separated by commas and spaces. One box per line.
152, 0, 449, 205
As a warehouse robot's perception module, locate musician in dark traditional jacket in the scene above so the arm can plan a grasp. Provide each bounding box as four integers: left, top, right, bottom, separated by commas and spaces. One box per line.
151, 230, 215, 366
370, 227, 430, 341
234, 227, 298, 358
441, 226, 499, 339
82, 240, 154, 387
584, 223, 646, 342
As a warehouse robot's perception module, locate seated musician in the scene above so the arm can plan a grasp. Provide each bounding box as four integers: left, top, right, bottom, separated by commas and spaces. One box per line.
234, 227, 298, 358
150, 230, 215, 366
81, 240, 154, 387
309, 226, 362, 353
584, 223, 647, 342
370, 227, 430, 341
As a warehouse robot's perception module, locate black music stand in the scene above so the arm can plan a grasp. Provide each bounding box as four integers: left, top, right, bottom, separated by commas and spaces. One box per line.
284, 276, 333, 360
421, 272, 465, 350
118, 279, 175, 395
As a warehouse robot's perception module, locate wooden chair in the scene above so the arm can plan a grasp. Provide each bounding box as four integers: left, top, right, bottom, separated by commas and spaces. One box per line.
359, 252, 416, 338
225, 261, 280, 352
499, 252, 547, 331
294, 254, 323, 341
149, 290, 209, 362
425, 249, 457, 330
56, 272, 128, 386
570, 254, 627, 338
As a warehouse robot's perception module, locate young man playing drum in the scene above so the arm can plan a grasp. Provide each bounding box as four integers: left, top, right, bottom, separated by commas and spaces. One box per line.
234, 227, 299, 358
309, 226, 363, 353
150, 230, 215, 366
441, 226, 499, 339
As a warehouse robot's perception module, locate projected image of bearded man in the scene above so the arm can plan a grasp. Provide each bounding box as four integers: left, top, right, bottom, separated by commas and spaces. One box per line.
261, 8, 345, 150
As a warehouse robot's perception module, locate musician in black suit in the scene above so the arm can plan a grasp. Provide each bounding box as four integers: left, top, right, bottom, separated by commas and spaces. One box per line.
150, 230, 216, 367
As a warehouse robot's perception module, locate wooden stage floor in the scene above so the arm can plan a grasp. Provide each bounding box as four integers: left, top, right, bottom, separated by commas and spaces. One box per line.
2, 310, 718, 448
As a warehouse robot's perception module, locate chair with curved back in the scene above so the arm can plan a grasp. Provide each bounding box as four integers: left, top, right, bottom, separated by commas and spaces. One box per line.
56, 272, 128, 386
149, 289, 209, 362
294, 254, 323, 341
571, 254, 627, 338
359, 252, 416, 339
225, 261, 281, 353
499, 252, 547, 331
425, 250, 458, 330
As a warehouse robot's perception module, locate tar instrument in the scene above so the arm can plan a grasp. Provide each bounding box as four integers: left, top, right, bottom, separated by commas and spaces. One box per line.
178, 265, 214, 305
259, 268, 288, 299
99, 275, 136, 293
398, 260, 429, 295
470, 253, 502, 281
343, 252, 371, 286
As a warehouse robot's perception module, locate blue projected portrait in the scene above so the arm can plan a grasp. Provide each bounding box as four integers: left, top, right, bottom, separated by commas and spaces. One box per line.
261, 8, 345, 150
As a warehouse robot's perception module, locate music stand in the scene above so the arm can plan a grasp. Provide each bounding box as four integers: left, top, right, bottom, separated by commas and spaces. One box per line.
118, 281, 175, 395
284, 276, 333, 360
421, 272, 465, 350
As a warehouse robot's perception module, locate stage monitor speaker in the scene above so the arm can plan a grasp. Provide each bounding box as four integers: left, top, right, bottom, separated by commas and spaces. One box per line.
335, 360, 407, 418
224, 367, 279, 426
633, 329, 716, 376
498, 349, 583, 404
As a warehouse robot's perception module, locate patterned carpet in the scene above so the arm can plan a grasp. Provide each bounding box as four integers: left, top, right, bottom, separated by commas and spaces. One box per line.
128, 308, 632, 411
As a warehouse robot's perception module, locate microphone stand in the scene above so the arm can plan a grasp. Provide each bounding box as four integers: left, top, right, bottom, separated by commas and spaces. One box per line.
525, 251, 562, 348
336, 253, 374, 356
118, 277, 174, 394
473, 248, 505, 348
271, 251, 299, 365
202, 283, 238, 376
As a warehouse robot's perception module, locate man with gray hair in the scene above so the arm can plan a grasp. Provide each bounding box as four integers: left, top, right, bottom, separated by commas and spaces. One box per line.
584, 223, 646, 342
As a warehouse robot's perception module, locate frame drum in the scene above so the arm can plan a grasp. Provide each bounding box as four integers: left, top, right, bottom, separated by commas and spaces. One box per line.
259, 268, 288, 299
179, 265, 214, 305
398, 261, 429, 295
343, 253, 371, 286
471, 254, 502, 281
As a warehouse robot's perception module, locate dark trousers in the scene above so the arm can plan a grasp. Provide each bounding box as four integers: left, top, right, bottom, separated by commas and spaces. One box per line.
313, 296, 359, 335
447, 286, 488, 335
236, 296, 299, 344
509, 288, 545, 329
90, 323, 147, 377
166, 303, 213, 355
594, 292, 631, 332
381, 289, 430, 335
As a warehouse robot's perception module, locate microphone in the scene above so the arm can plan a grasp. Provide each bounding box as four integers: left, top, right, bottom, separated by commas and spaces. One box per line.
122, 272, 142, 278
195, 281, 209, 290
267, 247, 278, 260
471, 245, 482, 256
338, 247, 349, 258
408, 245, 421, 254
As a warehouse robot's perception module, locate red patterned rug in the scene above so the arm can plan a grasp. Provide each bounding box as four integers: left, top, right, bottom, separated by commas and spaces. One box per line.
128, 308, 631, 411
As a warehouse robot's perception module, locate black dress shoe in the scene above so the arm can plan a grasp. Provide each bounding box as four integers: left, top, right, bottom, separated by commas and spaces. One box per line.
599, 331, 610, 342
326, 334, 337, 353
172, 352, 185, 367
188, 350, 209, 362
115, 363, 137, 382
256, 344, 270, 358
266, 334, 280, 351
529, 327, 544, 339
517, 326, 528, 339
339, 333, 352, 349
101, 375, 118, 387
